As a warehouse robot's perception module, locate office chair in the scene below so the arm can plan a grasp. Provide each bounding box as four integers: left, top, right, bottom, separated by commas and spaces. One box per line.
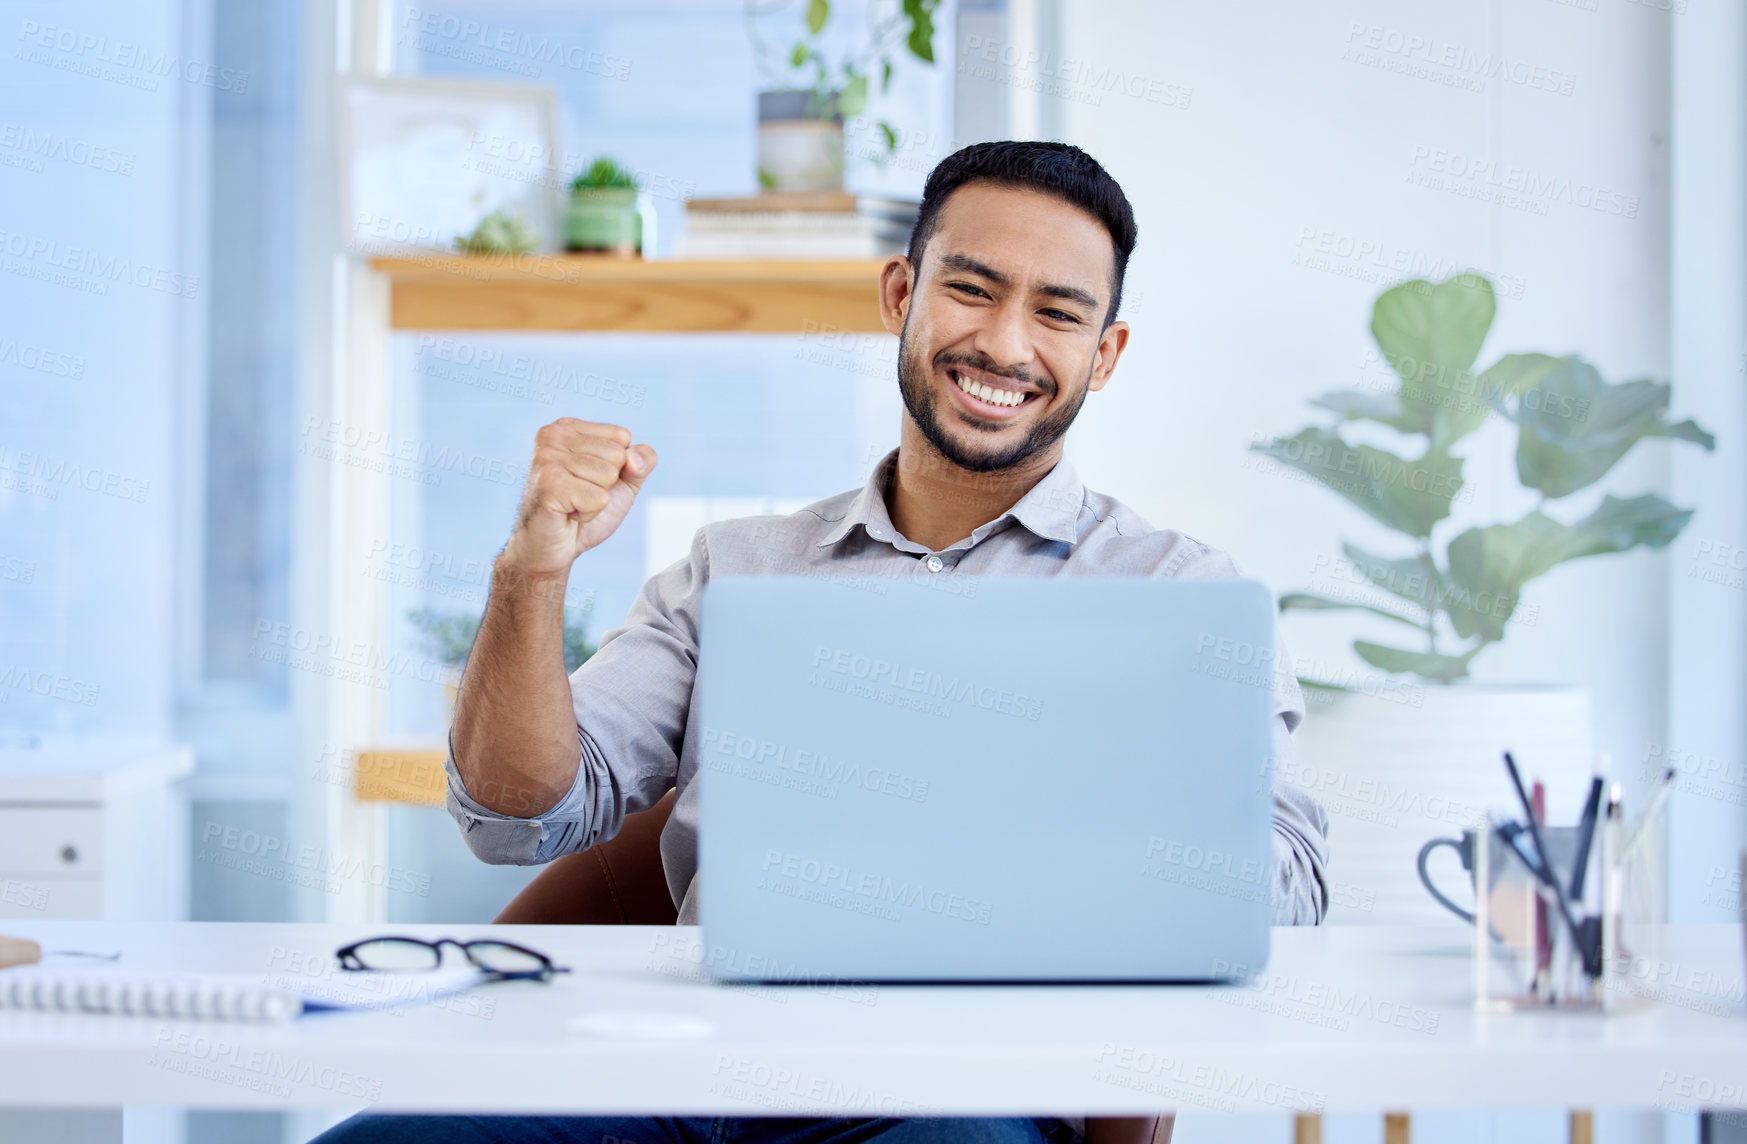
495, 789, 1171, 1144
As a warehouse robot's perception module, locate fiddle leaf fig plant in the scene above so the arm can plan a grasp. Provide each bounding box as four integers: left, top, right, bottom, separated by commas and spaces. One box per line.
1255, 274, 1715, 684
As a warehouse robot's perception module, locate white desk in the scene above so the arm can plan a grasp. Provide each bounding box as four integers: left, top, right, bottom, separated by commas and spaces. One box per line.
0, 922, 1741, 1117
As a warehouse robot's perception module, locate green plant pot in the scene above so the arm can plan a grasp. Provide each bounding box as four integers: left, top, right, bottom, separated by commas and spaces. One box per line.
564, 188, 641, 254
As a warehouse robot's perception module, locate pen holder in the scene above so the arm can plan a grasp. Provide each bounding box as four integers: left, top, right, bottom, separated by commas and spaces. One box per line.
1472, 799, 1667, 1013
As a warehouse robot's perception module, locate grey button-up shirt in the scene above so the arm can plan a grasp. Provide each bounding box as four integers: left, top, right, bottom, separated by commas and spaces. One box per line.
446, 449, 1331, 927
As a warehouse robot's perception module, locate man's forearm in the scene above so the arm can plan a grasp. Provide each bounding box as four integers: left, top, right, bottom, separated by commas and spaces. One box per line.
450, 559, 583, 818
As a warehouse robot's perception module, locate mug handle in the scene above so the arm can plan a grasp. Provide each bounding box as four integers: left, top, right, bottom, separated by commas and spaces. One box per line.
1417, 837, 1475, 924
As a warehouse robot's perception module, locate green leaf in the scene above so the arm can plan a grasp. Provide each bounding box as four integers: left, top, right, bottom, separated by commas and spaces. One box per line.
1249, 428, 1465, 538
1492, 356, 1717, 498
906, 5, 936, 63
837, 73, 869, 118
878, 121, 897, 151
1280, 592, 1424, 628
806, 0, 829, 36
1339, 541, 1445, 613
757, 166, 779, 191
881, 58, 894, 93
1353, 640, 1478, 684
1309, 389, 1424, 435
1369, 274, 1497, 448
1442, 494, 1695, 642
790, 42, 810, 68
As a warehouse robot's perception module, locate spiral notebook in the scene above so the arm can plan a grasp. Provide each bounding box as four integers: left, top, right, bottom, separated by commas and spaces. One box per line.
0, 966, 487, 1023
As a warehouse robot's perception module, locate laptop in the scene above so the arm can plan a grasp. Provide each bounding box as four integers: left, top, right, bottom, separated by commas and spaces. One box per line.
695, 576, 1276, 982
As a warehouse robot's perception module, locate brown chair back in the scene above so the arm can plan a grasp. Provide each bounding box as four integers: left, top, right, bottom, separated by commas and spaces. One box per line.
494, 788, 679, 925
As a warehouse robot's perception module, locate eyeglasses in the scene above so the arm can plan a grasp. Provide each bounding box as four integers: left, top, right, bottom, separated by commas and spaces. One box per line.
335, 936, 571, 983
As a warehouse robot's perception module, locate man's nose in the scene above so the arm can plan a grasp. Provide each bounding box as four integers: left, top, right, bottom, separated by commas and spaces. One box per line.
970, 300, 1035, 378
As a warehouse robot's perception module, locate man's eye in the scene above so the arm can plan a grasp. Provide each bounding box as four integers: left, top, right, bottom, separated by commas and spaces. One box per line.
948, 283, 989, 298
1042, 309, 1079, 323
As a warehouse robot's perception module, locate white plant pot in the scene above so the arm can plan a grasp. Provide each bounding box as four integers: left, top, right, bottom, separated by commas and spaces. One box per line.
1290, 684, 1594, 925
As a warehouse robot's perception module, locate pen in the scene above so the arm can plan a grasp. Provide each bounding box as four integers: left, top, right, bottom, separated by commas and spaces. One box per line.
1502, 752, 1591, 974
1532, 778, 1550, 992
1569, 774, 1606, 904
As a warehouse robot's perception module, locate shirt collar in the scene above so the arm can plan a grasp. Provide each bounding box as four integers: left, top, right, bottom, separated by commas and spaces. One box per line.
817, 449, 1084, 549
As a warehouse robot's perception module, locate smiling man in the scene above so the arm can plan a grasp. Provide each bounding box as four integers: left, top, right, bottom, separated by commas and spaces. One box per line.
315, 141, 1329, 1144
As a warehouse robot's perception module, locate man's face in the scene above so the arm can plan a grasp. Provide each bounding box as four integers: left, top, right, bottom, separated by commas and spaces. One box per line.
883, 182, 1129, 474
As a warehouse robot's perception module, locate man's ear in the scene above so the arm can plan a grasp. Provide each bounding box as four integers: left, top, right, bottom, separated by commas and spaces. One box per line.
878, 255, 913, 337
1086, 320, 1129, 393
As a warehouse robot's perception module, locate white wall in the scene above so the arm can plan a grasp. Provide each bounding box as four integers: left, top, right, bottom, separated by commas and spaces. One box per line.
1050, 0, 1677, 805
1038, 2, 1690, 1141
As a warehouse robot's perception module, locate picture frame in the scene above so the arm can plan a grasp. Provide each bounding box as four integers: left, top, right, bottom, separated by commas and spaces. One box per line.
337, 74, 562, 253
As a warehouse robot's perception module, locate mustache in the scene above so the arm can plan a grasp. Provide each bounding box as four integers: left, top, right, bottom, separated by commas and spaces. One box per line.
932, 351, 1051, 394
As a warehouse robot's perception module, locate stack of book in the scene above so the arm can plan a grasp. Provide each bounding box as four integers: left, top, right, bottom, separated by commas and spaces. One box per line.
675, 191, 919, 260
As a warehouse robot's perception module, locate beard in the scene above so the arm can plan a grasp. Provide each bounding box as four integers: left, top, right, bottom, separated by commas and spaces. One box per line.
895, 318, 1091, 475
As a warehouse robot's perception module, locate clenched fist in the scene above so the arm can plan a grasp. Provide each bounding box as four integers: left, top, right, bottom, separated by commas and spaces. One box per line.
498, 418, 658, 577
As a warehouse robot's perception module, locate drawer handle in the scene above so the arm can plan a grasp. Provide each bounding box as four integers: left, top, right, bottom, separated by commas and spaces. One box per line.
59, 845, 78, 865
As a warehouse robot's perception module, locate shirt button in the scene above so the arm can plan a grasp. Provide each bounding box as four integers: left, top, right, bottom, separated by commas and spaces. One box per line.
925, 555, 944, 573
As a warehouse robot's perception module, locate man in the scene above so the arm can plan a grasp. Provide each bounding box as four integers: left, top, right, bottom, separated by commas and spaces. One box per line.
318, 141, 1328, 1144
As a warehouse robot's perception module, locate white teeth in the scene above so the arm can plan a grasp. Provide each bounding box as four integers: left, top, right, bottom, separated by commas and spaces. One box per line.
955, 374, 1024, 408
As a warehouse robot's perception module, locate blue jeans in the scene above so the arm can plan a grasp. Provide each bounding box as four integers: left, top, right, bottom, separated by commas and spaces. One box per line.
311, 1114, 1074, 1144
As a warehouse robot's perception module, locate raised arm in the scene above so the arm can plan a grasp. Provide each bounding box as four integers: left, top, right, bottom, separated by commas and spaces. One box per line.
450, 418, 657, 818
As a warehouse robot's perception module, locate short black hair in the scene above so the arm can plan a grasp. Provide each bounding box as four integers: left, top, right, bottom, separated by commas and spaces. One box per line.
905, 141, 1138, 328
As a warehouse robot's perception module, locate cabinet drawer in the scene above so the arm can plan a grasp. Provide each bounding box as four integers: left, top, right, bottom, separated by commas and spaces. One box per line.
0, 807, 103, 873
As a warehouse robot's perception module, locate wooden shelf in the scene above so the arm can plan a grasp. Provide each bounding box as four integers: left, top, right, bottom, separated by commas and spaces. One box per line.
368, 254, 890, 333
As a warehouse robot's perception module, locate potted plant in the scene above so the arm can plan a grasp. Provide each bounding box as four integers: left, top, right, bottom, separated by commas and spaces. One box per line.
1251, 274, 1714, 921
454, 208, 538, 256
565, 158, 642, 255
409, 602, 597, 723
745, 0, 940, 192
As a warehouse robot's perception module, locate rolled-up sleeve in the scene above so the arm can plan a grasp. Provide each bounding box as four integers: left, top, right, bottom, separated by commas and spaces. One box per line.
445, 529, 708, 865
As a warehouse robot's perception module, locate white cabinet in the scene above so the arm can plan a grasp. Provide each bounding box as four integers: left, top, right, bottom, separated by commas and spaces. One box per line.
0, 743, 193, 922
